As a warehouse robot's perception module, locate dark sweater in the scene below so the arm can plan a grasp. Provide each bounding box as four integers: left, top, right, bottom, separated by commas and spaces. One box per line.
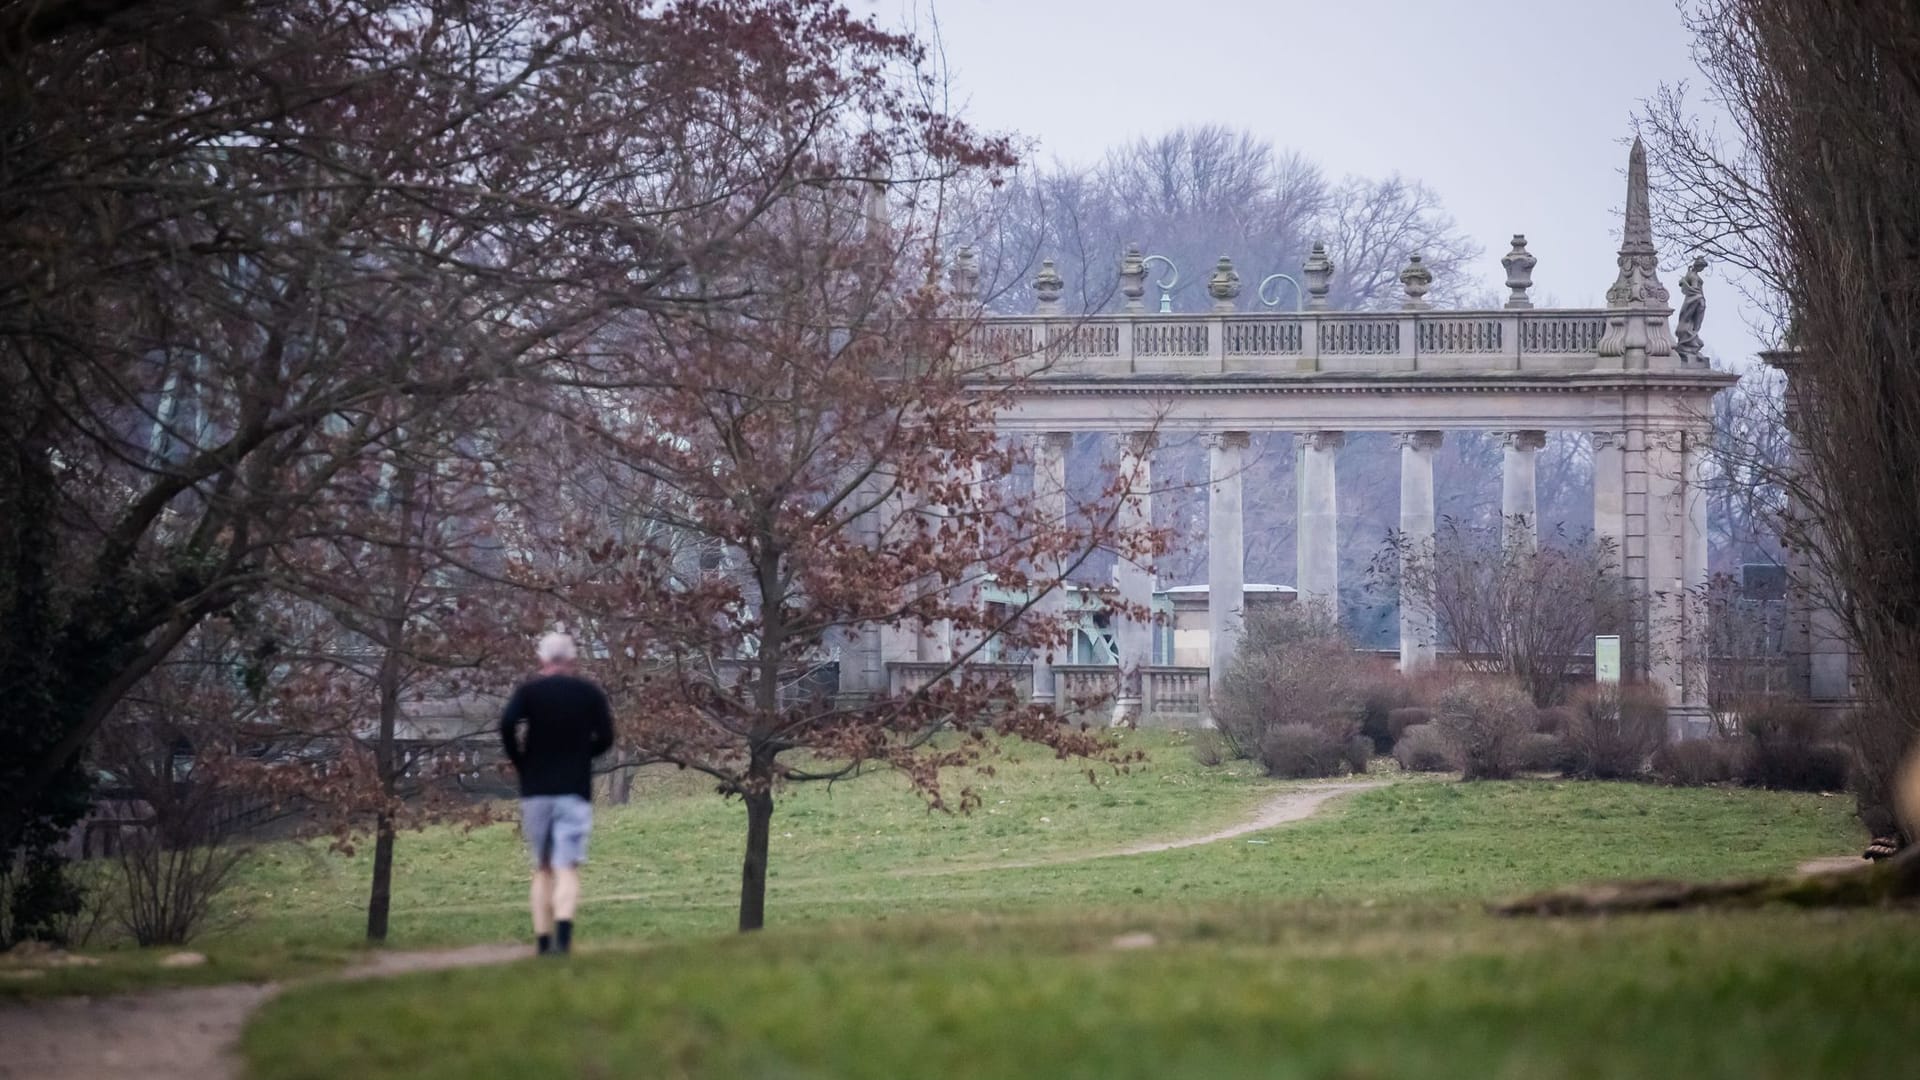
499, 673, 615, 799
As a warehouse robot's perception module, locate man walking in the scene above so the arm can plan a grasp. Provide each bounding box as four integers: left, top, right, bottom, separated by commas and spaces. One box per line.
500, 631, 614, 955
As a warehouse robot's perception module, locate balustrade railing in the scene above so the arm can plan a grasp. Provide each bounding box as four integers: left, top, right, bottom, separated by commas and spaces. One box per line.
1142, 666, 1210, 720
961, 309, 1619, 374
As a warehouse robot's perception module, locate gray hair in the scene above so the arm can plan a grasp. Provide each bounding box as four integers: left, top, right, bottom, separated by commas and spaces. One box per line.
536, 631, 578, 665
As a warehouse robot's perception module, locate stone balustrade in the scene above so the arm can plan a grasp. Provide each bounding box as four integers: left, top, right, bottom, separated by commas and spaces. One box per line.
964, 309, 1612, 376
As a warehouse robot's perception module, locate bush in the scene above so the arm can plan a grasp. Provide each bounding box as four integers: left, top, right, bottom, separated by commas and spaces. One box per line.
1392, 724, 1455, 772
1744, 701, 1849, 791
1357, 677, 1415, 752
1214, 605, 1369, 775
1343, 734, 1374, 774
1533, 706, 1575, 735
1512, 732, 1574, 773
1258, 723, 1352, 779
1189, 729, 1228, 768
1565, 683, 1668, 779
1387, 706, 1433, 745
1433, 679, 1535, 780
1652, 738, 1744, 786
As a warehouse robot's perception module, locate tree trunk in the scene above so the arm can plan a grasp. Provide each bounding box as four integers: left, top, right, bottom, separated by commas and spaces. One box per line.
737, 782, 774, 932
366, 813, 395, 942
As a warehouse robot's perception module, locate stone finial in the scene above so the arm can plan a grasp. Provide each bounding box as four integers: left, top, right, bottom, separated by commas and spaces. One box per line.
1119, 243, 1147, 312
948, 245, 980, 305
1599, 137, 1675, 363
1605, 138, 1669, 310
1399, 253, 1433, 310
1302, 242, 1334, 310
1501, 235, 1536, 309
1207, 255, 1242, 312
1031, 259, 1064, 314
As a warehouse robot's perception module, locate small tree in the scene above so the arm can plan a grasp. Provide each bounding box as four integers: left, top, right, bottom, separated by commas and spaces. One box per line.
1377, 519, 1627, 706
518, 143, 1159, 929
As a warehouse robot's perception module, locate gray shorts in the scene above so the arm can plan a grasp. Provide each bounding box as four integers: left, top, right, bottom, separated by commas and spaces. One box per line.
520, 795, 592, 869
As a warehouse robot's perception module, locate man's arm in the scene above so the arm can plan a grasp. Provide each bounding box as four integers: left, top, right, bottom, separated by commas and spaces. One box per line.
588, 686, 615, 758
499, 686, 527, 770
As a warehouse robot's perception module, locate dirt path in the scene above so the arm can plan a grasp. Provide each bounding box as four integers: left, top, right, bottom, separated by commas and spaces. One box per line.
0, 783, 1380, 1080
0, 944, 529, 1080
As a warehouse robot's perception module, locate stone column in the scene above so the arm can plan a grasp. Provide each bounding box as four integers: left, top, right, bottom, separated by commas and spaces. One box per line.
1397, 431, 1443, 672
877, 481, 921, 691
1030, 432, 1072, 707
1295, 431, 1344, 616
1207, 432, 1250, 702
1592, 431, 1627, 562
1678, 427, 1713, 734
1500, 430, 1547, 550
1644, 430, 1688, 731
1112, 432, 1156, 724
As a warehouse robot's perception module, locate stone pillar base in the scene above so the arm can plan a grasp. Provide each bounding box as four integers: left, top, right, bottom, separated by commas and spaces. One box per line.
1667, 704, 1713, 742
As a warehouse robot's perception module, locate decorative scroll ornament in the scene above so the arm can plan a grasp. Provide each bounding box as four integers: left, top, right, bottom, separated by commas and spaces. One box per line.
1501, 234, 1536, 309
1207, 255, 1242, 311
1302, 242, 1334, 310
1258, 272, 1304, 311
1141, 254, 1178, 313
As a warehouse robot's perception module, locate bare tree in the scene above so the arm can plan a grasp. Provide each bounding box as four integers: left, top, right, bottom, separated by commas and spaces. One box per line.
517, 164, 1156, 932
1377, 519, 1628, 706
1, 0, 983, 912
1637, 0, 1920, 853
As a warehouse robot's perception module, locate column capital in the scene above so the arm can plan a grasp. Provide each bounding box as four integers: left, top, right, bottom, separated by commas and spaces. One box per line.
1297, 430, 1346, 453
1498, 429, 1548, 452
1208, 430, 1251, 451
1122, 430, 1157, 456
1037, 431, 1074, 454
1394, 430, 1444, 452
1591, 429, 1628, 451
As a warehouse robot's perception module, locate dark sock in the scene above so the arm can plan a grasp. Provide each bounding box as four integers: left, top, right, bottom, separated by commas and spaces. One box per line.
556, 920, 573, 953
537, 933, 553, 955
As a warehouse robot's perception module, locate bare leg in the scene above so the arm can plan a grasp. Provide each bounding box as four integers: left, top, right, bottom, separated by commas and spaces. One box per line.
552, 866, 581, 922
530, 867, 555, 936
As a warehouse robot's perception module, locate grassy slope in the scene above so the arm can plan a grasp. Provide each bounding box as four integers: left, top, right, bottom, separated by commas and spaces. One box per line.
245, 907, 1920, 1080
4, 733, 1865, 1001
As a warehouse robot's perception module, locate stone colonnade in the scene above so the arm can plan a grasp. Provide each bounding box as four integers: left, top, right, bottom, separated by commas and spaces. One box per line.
1001, 423, 1716, 733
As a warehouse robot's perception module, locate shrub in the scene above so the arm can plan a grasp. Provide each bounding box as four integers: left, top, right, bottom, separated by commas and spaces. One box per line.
1513, 732, 1574, 774
1357, 676, 1415, 753
1533, 706, 1575, 735
1744, 701, 1849, 791
1651, 738, 1744, 786
1392, 724, 1455, 772
1343, 734, 1374, 774
1259, 723, 1351, 779
1433, 679, 1535, 780
1213, 605, 1369, 771
1565, 683, 1668, 779
1190, 730, 1228, 768
1387, 706, 1433, 745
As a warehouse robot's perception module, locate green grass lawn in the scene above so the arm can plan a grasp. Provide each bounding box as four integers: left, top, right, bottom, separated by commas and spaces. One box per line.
244, 906, 1920, 1080
3, 732, 1870, 1003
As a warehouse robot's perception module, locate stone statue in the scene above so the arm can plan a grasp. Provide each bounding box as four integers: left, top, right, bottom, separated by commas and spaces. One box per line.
1675, 255, 1708, 364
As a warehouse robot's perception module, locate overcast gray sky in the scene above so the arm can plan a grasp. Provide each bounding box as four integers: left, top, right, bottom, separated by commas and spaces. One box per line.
866, 0, 1765, 366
